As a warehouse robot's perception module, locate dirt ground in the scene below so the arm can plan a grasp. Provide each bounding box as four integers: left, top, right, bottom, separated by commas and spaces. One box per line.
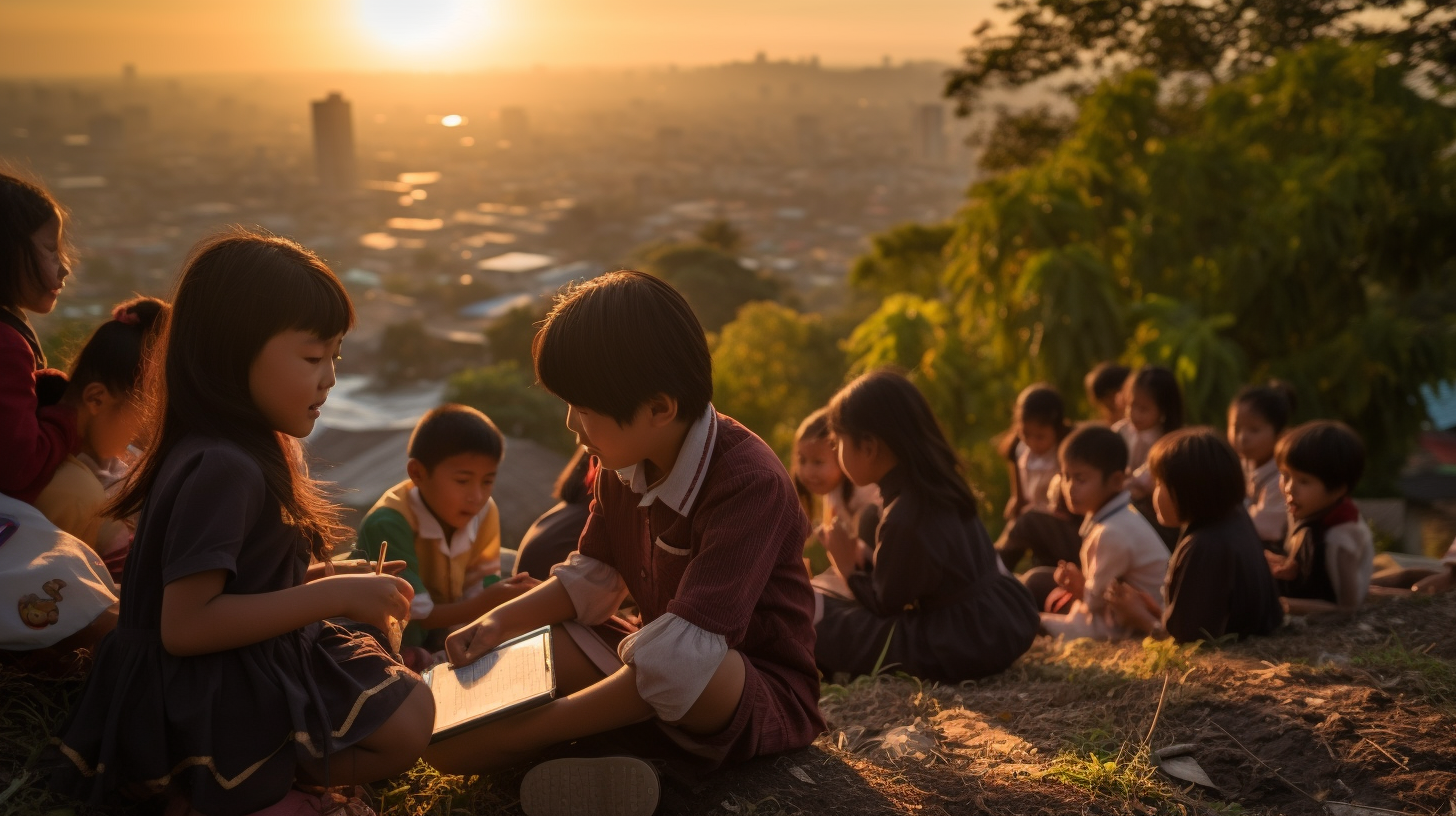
5, 591, 1454, 816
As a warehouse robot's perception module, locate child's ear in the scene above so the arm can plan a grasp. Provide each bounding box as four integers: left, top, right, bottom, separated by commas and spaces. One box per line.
645, 393, 679, 428
81, 381, 110, 415
405, 458, 429, 485
1105, 469, 1127, 492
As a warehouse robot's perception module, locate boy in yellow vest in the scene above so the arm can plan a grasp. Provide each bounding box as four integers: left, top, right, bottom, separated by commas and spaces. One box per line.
358, 404, 538, 653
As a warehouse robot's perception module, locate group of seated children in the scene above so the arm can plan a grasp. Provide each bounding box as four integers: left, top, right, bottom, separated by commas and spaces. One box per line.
5, 215, 823, 816
796, 357, 1434, 662
1, 171, 169, 667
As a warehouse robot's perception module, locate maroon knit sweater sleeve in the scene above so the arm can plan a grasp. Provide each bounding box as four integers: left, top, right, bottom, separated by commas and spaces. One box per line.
0, 326, 77, 503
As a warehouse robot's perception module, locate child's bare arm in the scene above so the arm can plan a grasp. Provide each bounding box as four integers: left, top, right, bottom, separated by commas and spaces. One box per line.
446, 576, 577, 666
161, 569, 412, 656
414, 573, 540, 631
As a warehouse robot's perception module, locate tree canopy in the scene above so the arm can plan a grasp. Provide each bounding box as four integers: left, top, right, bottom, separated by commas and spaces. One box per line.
639, 243, 782, 332
855, 41, 1456, 493
946, 0, 1456, 111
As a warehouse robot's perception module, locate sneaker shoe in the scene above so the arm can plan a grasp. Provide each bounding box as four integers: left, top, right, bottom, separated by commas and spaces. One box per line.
520, 756, 660, 816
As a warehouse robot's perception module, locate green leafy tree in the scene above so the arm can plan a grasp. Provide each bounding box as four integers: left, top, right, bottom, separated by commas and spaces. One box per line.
446, 362, 577, 454
639, 243, 782, 332
853, 42, 1456, 492
710, 302, 847, 457
947, 0, 1456, 176
946, 0, 1456, 109
697, 219, 745, 254
486, 304, 545, 370
848, 223, 956, 298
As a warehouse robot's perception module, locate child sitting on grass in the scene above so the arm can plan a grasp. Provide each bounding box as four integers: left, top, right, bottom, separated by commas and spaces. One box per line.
994, 383, 1080, 571
357, 404, 538, 663
1227, 381, 1297, 550
1267, 421, 1374, 616
1115, 365, 1184, 549
34, 297, 166, 578
1107, 428, 1283, 643
423, 271, 824, 816
1084, 362, 1130, 426
1037, 426, 1168, 641
792, 407, 880, 578
813, 369, 1040, 683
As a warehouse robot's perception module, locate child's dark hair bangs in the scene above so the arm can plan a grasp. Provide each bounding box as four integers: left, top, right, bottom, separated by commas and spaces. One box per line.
1015, 383, 1070, 436
828, 368, 977, 517
275, 256, 354, 342
1148, 427, 1244, 528
410, 404, 505, 470
534, 270, 711, 424
1233, 380, 1297, 433
1275, 420, 1364, 492
1128, 365, 1185, 431
1059, 425, 1129, 475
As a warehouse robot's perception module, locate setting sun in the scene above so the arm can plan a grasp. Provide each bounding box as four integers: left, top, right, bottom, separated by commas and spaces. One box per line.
354, 0, 490, 56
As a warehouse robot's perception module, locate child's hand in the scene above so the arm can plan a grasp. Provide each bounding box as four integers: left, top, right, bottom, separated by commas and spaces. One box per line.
1106, 582, 1159, 633
327, 574, 413, 634
1413, 566, 1456, 595
1053, 561, 1085, 600
446, 616, 505, 667
824, 521, 860, 578
1265, 551, 1298, 581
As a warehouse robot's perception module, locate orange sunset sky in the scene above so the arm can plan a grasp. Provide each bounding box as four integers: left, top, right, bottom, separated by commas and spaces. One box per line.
0, 0, 996, 75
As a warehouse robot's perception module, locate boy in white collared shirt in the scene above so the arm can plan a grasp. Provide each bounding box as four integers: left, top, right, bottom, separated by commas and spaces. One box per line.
1041, 426, 1169, 641
358, 404, 537, 652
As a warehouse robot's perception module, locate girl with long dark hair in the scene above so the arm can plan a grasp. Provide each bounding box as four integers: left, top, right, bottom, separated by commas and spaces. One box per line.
814, 369, 1039, 682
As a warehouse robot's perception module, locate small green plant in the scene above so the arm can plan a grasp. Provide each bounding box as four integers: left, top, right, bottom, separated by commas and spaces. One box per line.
1352, 637, 1455, 701
1043, 744, 1166, 802
1132, 637, 1199, 678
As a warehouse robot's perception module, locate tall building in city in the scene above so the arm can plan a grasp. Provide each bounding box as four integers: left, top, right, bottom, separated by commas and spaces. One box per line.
913, 103, 946, 164
311, 91, 356, 193
499, 106, 529, 147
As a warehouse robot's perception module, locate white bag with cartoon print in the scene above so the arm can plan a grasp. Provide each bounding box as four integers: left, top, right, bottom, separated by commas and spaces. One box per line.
0, 494, 118, 650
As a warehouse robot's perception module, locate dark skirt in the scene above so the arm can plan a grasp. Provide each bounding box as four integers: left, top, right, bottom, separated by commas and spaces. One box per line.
815, 574, 1039, 683
995, 510, 1082, 571
49, 620, 418, 816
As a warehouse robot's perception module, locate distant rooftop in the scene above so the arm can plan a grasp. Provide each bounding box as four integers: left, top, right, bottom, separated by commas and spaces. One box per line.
476, 251, 556, 274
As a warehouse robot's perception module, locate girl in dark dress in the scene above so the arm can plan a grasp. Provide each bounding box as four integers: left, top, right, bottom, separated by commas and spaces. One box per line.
49, 230, 434, 816
1106, 428, 1283, 643
814, 369, 1040, 683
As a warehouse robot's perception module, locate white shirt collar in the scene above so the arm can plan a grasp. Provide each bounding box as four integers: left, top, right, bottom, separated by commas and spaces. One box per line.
407, 486, 485, 558
615, 404, 718, 514
1081, 490, 1133, 537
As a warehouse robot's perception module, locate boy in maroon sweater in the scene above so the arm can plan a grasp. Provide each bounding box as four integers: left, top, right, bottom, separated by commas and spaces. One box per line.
426, 271, 824, 815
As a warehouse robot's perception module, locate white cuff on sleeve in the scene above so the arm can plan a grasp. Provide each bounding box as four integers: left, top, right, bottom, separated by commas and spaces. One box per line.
619, 613, 728, 722
550, 552, 629, 625
410, 591, 435, 620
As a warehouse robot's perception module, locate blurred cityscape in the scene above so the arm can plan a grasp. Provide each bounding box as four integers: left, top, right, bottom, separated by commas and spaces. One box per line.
0, 56, 990, 539
1, 56, 979, 374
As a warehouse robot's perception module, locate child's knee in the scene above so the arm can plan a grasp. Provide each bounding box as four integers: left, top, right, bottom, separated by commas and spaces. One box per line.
377, 680, 436, 769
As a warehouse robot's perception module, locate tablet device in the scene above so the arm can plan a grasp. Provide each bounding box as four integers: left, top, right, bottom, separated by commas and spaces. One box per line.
422, 625, 556, 743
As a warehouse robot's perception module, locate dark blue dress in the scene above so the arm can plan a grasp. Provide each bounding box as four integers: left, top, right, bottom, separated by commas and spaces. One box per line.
50, 436, 416, 815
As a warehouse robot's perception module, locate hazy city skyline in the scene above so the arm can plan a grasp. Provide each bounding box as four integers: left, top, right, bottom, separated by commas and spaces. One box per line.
1, 0, 996, 76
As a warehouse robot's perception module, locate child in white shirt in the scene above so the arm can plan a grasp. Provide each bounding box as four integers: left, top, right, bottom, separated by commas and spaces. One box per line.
1040, 426, 1169, 640
1227, 382, 1296, 549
